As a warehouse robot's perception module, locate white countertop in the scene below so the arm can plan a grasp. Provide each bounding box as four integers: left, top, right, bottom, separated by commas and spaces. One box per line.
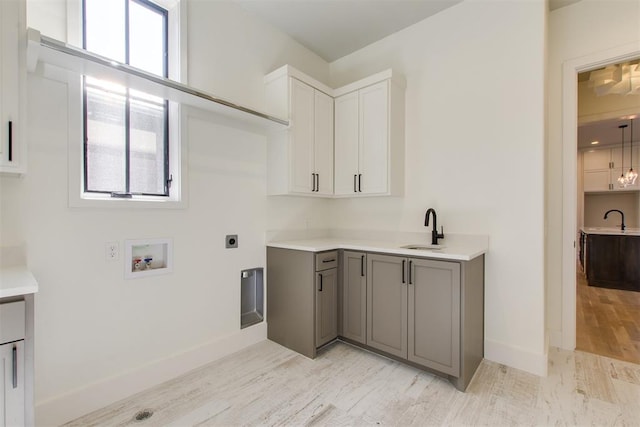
581, 227, 640, 236
0, 266, 39, 298
267, 237, 487, 261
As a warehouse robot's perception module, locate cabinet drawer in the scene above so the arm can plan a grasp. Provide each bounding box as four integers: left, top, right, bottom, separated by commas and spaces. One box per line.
0, 300, 25, 344
315, 251, 338, 271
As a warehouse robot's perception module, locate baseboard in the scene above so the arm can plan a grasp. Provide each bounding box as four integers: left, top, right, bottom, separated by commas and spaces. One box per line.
484, 338, 548, 377
35, 323, 267, 426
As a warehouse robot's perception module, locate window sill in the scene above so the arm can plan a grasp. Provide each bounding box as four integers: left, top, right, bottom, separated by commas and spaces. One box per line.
69, 193, 187, 209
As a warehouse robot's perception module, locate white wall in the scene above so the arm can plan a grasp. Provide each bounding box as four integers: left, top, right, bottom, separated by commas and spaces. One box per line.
1, 0, 332, 424
329, 0, 547, 374
547, 0, 640, 347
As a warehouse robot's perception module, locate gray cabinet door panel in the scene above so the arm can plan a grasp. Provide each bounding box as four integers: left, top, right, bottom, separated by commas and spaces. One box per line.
408, 258, 460, 376
342, 251, 367, 344
367, 254, 407, 358
316, 268, 338, 347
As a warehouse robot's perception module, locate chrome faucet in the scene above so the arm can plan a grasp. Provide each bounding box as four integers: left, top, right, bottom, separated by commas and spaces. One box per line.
604, 209, 625, 231
425, 208, 445, 245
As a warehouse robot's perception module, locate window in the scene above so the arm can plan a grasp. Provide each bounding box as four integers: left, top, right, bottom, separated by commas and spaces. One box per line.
83, 0, 171, 197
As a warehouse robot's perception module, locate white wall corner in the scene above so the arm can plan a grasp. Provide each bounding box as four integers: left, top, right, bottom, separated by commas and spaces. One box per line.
35, 324, 268, 426
548, 328, 563, 348
484, 339, 548, 377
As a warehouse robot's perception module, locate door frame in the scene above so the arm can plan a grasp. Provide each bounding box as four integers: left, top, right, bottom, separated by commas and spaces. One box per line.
561, 43, 640, 350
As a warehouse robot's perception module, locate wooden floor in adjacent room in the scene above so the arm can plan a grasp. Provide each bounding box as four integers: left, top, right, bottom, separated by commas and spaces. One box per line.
66, 340, 640, 426
577, 266, 640, 364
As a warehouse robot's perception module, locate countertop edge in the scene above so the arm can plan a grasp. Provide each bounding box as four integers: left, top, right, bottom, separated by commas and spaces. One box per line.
267, 241, 486, 261
0, 267, 40, 298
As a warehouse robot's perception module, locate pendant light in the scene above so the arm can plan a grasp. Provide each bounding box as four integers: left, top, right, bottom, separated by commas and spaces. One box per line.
617, 124, 628, 188
625, 119, 638, 185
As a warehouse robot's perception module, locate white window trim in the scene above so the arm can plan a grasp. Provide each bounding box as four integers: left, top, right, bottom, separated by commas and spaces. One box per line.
65, 0, 189, 209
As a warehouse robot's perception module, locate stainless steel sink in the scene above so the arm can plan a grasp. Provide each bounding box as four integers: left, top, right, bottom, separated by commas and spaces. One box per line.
401, 244, 446, 251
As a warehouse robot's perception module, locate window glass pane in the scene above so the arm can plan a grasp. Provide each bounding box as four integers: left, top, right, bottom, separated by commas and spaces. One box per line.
85, 79, 127, 193
129, 92, 166, 194
84, 0, 125, 62
129, 0, 165, 76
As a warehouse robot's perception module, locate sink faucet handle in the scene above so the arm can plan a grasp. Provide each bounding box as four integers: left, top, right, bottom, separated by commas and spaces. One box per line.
438, 226, 445, 239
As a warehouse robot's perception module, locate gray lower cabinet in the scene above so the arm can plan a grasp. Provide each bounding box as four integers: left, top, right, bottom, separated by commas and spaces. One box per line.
267, 246, 484, 391
366, 254, 407, 358
316, 267, 338, 347
408, 258, 460, 376
341, 251, 367, 344
267, 247, 337, 358
1, 300, 26, 427
364, 253, 483, 390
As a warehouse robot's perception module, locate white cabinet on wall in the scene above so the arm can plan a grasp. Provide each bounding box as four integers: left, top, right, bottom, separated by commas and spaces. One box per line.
264, 66, 334, 196
0, 0, 26, 174
582, 144, 640, 192
334, 71, 405, 196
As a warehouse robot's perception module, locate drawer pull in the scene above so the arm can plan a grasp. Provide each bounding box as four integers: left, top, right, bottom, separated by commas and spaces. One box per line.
8, 121, 13, 162
322, 259, 335, 263
12, 344, 18, 388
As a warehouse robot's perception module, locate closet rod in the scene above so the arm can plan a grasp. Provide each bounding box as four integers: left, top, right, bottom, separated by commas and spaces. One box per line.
31, 31, 289, 128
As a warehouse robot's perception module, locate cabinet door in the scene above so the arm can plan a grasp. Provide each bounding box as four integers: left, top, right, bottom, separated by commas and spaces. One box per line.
289, 78, 315, 194
583, 149, 611, 171
359, 81, 389, 195
334, 91, 360, 195
0, 0, 21, 170
408, 259, 460, 376
314, 90, 334, 195
366, 254, 407, 358
583, 170, 611, 192
316, 268, 338, 347
0, 341, 25, 427
342, 251, 367, 344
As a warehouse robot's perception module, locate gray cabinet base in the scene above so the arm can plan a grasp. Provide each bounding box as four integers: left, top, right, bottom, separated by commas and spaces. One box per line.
340, 254, 484, 392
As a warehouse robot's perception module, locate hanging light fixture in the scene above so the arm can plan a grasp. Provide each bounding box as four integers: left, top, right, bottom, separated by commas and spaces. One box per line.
617, 124, 628, 188
626, 119, 638, 185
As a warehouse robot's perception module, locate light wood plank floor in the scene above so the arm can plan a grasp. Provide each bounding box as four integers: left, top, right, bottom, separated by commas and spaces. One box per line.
577, 266, 640, 364
66, 340, 640, 426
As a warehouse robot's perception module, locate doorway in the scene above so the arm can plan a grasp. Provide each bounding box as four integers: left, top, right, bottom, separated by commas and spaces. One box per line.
563, 53, 640, 363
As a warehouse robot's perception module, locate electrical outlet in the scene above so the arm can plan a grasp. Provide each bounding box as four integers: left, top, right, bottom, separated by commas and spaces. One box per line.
106, 241, 119, 261
225, 235, 238, 249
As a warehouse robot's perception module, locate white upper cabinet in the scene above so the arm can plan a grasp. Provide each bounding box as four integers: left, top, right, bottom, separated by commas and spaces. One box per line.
0, 0, 26, 174
334, 91, 359, 194
313, 90, 334, 195
334, 73, 405, 197
265, 66, 334, 197
265, 66, 404, 198
582, 143, 640, 192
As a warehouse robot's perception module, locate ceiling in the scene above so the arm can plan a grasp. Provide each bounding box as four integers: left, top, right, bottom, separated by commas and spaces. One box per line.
235, 0, 582, 62
578, 116, 640, 149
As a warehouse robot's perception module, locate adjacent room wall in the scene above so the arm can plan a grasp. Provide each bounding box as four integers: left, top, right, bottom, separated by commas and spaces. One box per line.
3, 1, 331, 424
328, 0, 548, 375
547, 0, 640, 348
584, 193, 639, 228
